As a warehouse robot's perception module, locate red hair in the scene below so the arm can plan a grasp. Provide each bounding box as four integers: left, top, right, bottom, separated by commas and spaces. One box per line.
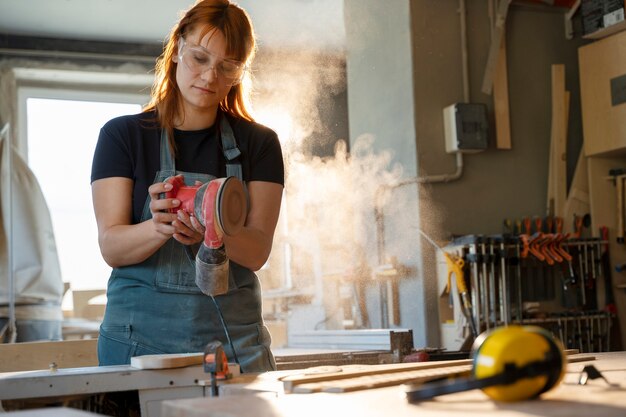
144, 0, 256, 153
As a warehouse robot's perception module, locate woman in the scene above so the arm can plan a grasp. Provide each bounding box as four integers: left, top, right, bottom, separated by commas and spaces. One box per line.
91, 0, 283, 373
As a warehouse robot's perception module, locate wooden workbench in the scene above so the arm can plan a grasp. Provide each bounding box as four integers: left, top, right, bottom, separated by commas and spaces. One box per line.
162, 352, 626, 417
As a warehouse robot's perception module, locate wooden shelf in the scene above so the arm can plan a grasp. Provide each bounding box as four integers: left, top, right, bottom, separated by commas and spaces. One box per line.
583, 20, 626, 40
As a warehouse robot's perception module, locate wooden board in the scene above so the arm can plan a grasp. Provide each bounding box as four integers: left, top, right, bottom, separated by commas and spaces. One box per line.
280, 352, 594, 394
280, 359, 474, 393
563, 151, 590, 233
71, 289, 106, 320
549, 65, 568, 218
292, 363, 473, 393
0, 339, 98, 372
291, 355, 594, 394
481, 0, 512, 95
494, 31, 511, 150
130, 352, 204, 369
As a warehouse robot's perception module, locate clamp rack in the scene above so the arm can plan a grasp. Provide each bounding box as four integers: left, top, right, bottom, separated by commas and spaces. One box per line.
443, 233, 616, 352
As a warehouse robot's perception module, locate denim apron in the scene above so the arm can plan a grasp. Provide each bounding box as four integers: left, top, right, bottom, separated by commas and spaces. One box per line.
98, 115, 276, 373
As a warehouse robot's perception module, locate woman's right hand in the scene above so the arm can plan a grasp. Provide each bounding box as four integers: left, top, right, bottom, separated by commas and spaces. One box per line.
148, 181, 181, 236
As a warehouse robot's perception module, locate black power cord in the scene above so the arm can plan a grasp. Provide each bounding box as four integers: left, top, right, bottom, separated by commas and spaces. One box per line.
210, 295, 240, 367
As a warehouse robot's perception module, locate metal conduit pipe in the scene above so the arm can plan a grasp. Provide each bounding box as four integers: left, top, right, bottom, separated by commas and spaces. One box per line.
416, 0, 469, 184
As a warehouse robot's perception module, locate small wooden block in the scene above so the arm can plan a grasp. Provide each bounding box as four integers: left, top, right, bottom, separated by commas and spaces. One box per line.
130, 352, 203, 369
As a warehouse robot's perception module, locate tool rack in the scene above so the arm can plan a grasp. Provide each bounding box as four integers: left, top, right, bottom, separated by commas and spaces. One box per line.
442, 234, 615, 352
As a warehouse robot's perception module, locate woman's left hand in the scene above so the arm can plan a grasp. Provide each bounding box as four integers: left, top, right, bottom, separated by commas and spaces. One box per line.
172, 209, 206, 245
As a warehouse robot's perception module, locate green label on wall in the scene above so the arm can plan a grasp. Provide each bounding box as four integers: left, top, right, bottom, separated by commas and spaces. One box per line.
611, 74, 626, 106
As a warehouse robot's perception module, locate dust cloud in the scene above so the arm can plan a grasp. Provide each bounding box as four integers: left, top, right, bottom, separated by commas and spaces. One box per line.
282, 135, 403, 287
253, 52, 402, 316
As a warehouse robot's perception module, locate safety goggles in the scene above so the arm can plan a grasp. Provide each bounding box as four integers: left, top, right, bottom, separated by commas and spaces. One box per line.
178, 37, 246, 86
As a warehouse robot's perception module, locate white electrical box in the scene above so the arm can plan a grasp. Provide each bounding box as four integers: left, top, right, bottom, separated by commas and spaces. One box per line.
443, 103, 489, 153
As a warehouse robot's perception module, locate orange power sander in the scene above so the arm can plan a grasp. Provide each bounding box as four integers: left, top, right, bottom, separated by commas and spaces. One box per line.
164, 175, 247, 296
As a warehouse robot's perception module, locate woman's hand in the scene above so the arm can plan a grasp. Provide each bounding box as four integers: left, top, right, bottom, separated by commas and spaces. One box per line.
172, 209, 205, 245
148, 179, 205, 245
148, 181, 180, 237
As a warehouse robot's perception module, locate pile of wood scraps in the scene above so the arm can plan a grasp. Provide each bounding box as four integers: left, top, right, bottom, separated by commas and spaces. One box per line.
281, 360, 473, 394
279, 351, 593, 395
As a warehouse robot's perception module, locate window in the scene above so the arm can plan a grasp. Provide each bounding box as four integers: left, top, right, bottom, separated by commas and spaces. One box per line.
20, 88, 147, 291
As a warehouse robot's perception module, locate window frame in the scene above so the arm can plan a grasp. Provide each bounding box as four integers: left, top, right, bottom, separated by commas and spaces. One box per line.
14, 67, 152, 159
6, 67, 152, 291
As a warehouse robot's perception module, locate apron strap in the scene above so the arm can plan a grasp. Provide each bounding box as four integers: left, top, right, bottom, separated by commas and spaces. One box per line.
160, 115, 243, 181
219, 114, 243, 181
160, 129, 175, 172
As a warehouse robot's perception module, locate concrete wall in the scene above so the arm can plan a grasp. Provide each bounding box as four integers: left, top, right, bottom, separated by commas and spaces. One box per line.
345, 0, 434, 347
413, 2, 588, 238
345, 0, 589, 348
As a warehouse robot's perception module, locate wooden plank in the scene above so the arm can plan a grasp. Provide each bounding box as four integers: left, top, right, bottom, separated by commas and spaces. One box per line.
282, 351, 595, 394
558, 90, 571, 216
71, 289, 106, 320
551, 65, 568, 219
130, 352, 204, 370
0, 339, 98, 372
547, 90, 569, 217
280, 359, 474, 392
300, 354, 595, 393
293, 364, 473, 393
493, 31, 511, 149
481, 0, 512, 94
562, 187, 590, 233
563, 151, 590, 233
548, 113, 555, 215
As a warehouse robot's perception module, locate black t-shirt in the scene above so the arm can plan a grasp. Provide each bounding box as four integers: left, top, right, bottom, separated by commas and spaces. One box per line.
91, 110, 284, 224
